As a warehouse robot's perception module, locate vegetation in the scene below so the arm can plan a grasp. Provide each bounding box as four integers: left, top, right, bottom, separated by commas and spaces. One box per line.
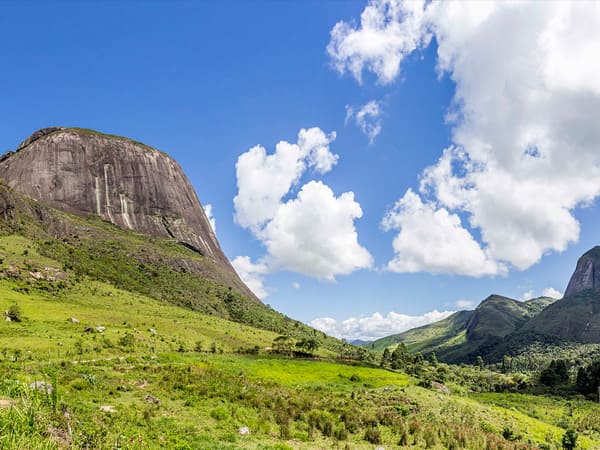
1, 184, 600, 448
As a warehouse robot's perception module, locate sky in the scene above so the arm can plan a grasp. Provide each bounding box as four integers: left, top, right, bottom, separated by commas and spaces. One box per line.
2, 1, 600, 341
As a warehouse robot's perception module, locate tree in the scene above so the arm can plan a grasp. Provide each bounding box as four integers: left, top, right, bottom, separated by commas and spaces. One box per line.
273, 335, 294, 355
428, 352, 438, 366
296, 338, 319, 355
562, 429, 578, 450
540, 360, 569, 387
575, 360, 600, 397
381, 348, 391, 367
476, 355, 485, 370
390, 343, 410, 369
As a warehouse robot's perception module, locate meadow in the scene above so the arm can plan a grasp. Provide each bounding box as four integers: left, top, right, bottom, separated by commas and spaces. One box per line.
1, 226, 600, 449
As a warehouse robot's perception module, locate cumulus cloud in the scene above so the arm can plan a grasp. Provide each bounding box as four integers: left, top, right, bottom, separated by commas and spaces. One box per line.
381, 189, 504, 276
345, 100, 383, 143
327, 0, 430, 84
231, 256, 269, 299
204, 204, 216, 234
233, 128, 372, 283
233, 128, 338, 231
292, 282, 300, 289
455, 299, 476, 309
331, 1, 600, 275
542, 287, 563, 299
310, 309, 454, 341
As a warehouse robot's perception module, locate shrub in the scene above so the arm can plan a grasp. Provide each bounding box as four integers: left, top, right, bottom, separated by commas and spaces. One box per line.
562, 429, 577, 450
210, 406, 229, 421
118, 333, 135, 348
364, 426, 382, 444
6, 303, 23, 322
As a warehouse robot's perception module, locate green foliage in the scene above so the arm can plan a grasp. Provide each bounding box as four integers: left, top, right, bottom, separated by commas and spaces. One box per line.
576, 359, 600, 397
6, 303, 23, 322
540, 359, 570, 387
363, 426, 382, 444
562, 428, 578, 450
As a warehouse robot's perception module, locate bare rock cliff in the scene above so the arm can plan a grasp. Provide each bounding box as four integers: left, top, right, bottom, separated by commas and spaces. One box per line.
0, 127, 257, 300
564, 246, 600, 297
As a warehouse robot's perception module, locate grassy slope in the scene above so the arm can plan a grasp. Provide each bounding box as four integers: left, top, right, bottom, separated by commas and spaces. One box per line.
369, 310, 473, 352
0, 235, 599, 448
0, 185, 343, 353
370, 296, 559, 364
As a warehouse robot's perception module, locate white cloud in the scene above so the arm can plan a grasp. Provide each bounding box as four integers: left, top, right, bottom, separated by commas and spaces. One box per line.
327, 0, 430, 84
233, 127, 338, 231
542, 287, 563, 299
292, 282, 300, 289
262, 181, 372, 279
381, 189, 505, 276
231, 256, 269, 299
310, 309, 454, 341
332, 1, 600, 275
233, 128, 372, 283
520, 290, 535, 301
204, 204, 216, 234
345, 100, 383, 143
455, 299, 475, 309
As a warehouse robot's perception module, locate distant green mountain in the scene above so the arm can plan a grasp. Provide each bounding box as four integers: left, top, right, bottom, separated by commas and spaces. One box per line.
371, 295, 556, 363
374, 245, 600, 364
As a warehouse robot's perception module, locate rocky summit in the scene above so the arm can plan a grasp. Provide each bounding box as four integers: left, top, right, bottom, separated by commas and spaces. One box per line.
0, 127, 256, 300
564, 246, 600, 297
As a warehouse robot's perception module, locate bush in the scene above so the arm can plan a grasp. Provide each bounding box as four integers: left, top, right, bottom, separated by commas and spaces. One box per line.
118, 333, 135, 348
562, 429, 577, 450
6, 303, 23, 322
210, 406, 229, 421
364, 426, 382, 444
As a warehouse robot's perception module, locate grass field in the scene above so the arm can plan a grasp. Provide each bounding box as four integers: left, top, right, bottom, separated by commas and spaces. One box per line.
2, 226, 600, 448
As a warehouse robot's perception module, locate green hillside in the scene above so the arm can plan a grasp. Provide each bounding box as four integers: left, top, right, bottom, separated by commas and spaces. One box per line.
1, 261, 598, 448
1, 167, 600, 449
370, 310, 473, 352
524, 290, 600, 342
371, 295, 557, 364
0, 183, 342, 352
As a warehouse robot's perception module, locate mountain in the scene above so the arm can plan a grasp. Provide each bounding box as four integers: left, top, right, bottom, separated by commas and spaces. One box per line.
371, 296, 556, 362
374, 245, 600, 364
0, 127, 254, 300
0, 127, 341, 350
523, 246, 600, 342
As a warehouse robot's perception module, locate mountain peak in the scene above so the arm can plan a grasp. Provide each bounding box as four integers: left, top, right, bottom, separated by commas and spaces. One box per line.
564, 246, 600, 297
0, 127, 258, 302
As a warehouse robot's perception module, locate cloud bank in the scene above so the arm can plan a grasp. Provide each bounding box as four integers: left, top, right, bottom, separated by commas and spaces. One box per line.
330, 0, 600, 276
310, 309, 454, 341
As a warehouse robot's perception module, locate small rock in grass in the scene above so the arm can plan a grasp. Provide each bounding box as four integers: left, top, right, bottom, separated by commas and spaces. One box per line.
96, 326, 105, 333
149, 328, 157, 335
239, 426, 250, 436
145, 394, 160, 404
100, 405, 116, 413
68, 318, 80, 324
30, 381, 53, 394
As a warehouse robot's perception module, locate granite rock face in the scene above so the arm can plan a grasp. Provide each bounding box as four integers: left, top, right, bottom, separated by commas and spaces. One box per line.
564, 246, 600, 297
0, 127, 256, 300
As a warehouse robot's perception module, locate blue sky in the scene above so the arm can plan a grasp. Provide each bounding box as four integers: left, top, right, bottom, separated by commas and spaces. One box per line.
2, 1, 600, 340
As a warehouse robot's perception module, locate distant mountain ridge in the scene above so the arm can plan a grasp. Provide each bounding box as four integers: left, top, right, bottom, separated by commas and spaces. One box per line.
373, 246, 600, 363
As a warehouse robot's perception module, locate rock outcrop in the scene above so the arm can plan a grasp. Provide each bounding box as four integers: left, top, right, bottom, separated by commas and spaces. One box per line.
0, 127, 257, 300
522, 246, 600, 342
564, 246, 600, 297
